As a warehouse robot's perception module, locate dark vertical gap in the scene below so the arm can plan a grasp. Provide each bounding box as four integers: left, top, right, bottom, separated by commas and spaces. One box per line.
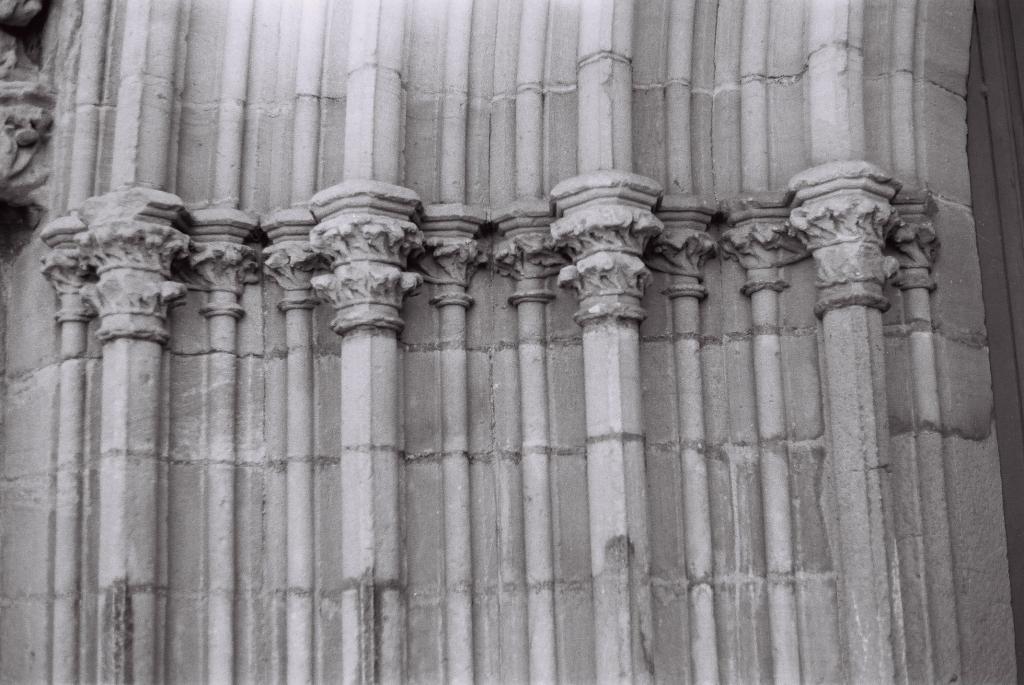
967, 2, 1024, 681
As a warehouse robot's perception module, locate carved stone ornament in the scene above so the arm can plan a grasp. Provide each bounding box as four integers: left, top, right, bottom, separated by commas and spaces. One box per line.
180, 241, 259, 295
263, 242, 326, 293
311, 263, 422, 335
418, 236, 480, 291
648, 227, 717, 279
719, 219, 807, 272
416, 204, 487, 299
550, 171, 663, 325
788, 161, 901, 316
551, 204, 662, 259
310, 213, 423, 268
74, 188, 190, 342
40, 215, 97, 322
0, 84, 51, 204
261, 207, 325, 296
493, 201, 564, 281
888, 193, 939, 291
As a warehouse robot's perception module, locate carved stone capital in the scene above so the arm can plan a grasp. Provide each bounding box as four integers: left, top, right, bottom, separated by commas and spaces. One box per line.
889, 191, 938, 291
788, 161, 901, 316
40, 214, 96, 321
178, 208, 259, 297
551, 204, 662, 259
550, 172, 663, 325
311, 263, 422, 335
416, 204, 487, 303
262, 208, 325, 298
75, 188, 190, 342
721, 195, 808, 296
309, 180, 423, 334
647, 195, 717, 288
493, 200, 564, 282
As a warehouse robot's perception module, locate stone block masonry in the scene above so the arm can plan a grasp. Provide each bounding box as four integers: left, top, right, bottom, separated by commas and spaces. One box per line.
0, 1, 1015, 683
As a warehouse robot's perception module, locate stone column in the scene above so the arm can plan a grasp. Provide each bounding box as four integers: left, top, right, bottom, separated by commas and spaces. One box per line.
40, 214, 96, 685
494, 200, 564, 684
262, 207, 323, 685
788, 161, 901, 684
646, 196, 719, 685
179, 208, 259, 684
309, 180, 423, 684
720, 195, 808, 684
889, 192, 960, 684
550, 171, 662, 684
75, 188, 190, 684
416, 204, 486, 684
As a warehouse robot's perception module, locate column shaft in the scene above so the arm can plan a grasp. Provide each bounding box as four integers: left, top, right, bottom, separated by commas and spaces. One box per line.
551, 172, 664, 683
42, 217, 97, 685
668, 290, 720, 685
789, 162, 902, 683
338, 330, 404, 683
263, 209, 323, 685
310, 180, 423, 684
495, 204, 561, 683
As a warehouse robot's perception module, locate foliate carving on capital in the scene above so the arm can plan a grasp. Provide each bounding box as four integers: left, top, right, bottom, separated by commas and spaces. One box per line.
310, 213, 423, 267
551, 205, 663, 258
647, 227, 717, 278
789, 197, 900, 285
789, 196, 897, 251
178, 242, 259, 295
494, 231, 565, 280
888, 216, 938, 271
76, 222, 189, 276
311, 263, 422, 335
559, 251, 650, 297
417, 237, 482, 289
262, 242, 326, 292
80, 272, 187, 343
719, 221, 807, 271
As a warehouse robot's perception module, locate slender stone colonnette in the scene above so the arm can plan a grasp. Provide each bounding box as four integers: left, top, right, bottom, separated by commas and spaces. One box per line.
647, 195, 719, 685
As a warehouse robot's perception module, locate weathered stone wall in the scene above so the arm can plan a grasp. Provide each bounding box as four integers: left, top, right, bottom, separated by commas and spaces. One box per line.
0, 0, 1014, 683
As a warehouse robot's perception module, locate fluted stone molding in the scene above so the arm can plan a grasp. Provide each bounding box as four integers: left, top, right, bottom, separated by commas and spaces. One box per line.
415, 203, 486, 683
494, 200, 562, 684
648, 195, 720, 685
309, 179, 422, 684
40, 213, 95, 684
887, 192, 961, 684
721, 195, 810, 684
551, 170, 661, 683
71, 187, 189, 683
179, 208, 258, 685
261, 206, 323, 685
788, 161, 902, 684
